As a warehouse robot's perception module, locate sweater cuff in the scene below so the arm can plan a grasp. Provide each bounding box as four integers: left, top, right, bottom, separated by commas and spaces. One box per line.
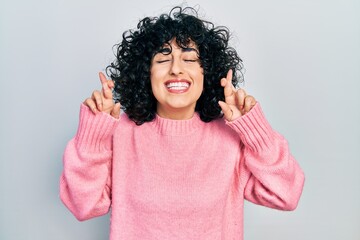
74, 104, 119, 153
226, 103, 275, 152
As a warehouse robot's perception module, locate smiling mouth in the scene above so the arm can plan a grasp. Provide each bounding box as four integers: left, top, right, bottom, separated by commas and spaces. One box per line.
165, 80, 190, 93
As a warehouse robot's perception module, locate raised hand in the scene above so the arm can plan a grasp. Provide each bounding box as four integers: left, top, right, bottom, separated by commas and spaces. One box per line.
218, 69, 257, 121
83, 72, 121, 119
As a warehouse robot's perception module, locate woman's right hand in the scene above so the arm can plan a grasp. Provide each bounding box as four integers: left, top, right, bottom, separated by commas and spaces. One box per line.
83, 72, 121, 119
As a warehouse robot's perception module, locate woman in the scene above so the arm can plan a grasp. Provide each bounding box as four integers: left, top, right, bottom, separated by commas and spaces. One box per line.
60, 6, 305, 240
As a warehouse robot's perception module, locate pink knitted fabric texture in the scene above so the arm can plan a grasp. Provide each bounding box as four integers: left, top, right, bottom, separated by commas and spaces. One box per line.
60, 103, 305, 240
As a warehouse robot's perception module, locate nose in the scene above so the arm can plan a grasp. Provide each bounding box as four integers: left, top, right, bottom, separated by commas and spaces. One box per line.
169, 58, 184, 76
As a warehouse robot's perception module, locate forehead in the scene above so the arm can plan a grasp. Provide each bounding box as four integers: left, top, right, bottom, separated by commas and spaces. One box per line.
160, 38, 198, 51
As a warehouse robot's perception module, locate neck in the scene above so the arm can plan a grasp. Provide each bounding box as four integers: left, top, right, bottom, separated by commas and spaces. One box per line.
156, 104, 196, 120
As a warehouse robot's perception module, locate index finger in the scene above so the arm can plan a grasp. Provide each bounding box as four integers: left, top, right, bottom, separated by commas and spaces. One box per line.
99, 72, 107, 83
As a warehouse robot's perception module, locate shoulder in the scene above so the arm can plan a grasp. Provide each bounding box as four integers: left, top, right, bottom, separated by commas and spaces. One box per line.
114, 112, 156, 134
114, 112, 137, 132
205, 117, 240, 141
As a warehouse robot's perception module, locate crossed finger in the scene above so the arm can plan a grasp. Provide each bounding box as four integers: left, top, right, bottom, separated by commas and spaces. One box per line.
219, 69, 257, 121
221, 69, 236, 105
236, 89, 246, 112
92, 90, 103, 111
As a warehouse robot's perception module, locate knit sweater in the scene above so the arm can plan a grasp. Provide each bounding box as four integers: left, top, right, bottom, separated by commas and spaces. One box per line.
60, 102, 305, 240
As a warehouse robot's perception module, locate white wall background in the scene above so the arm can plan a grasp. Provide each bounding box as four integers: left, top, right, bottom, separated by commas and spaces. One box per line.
0, 0, 359, 239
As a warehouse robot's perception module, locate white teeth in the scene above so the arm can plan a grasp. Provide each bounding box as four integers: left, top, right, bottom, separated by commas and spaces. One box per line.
166, 82, 189, 89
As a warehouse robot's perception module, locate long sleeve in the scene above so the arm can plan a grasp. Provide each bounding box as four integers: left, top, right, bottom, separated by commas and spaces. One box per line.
227, 103, 305, 211
60, 104, 119, 221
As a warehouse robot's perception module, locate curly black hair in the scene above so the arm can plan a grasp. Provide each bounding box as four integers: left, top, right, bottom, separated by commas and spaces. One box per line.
106, 6, 243, 125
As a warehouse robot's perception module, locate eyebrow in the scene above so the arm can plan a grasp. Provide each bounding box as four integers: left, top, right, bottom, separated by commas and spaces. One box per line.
157, 46, 198, 55
181, 47, 198, 53
158, 47, 171, 54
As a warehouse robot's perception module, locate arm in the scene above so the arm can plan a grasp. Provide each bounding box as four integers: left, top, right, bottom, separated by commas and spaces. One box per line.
219, 70, 304, 210
60, 72, 121, 220
60, 105, 119, 220
228, 103, 305, 210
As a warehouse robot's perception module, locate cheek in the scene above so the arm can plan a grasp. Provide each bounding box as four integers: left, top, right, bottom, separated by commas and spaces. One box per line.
193, 70, 204, 88
149, 74, 162, 102
199, 78, 204, 94
150, 68, 159, 88
150, 73, 163, 86
150, 66, 165, 83
150, 77, 158, 96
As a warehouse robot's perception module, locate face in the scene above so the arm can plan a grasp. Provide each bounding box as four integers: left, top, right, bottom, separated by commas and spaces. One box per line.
150, 39, 204, 120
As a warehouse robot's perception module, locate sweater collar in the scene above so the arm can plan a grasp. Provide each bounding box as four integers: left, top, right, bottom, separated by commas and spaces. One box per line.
150, 112, 203, 136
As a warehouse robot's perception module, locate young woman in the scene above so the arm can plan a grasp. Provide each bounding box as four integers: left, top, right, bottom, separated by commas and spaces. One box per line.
60, 6, 305, 240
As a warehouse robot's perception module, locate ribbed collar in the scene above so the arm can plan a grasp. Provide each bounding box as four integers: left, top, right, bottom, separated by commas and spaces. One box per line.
150, 112, 204, 136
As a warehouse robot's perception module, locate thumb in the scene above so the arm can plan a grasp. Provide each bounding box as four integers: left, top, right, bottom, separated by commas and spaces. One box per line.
111, 102, 121, 119
218, 101, 234, 121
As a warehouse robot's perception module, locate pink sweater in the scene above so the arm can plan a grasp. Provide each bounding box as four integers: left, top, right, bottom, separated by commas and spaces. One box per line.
60, 103, 304, 240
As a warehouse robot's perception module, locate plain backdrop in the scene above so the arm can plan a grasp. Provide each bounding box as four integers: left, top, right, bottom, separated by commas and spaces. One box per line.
0, 0, 359, 239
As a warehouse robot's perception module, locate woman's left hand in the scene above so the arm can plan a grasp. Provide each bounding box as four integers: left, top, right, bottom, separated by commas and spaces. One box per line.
218, 69, 257, 121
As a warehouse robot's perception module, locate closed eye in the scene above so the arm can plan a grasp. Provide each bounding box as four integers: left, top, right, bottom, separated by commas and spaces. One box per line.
184, 59, 198, 62
156, 59, 170, 63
